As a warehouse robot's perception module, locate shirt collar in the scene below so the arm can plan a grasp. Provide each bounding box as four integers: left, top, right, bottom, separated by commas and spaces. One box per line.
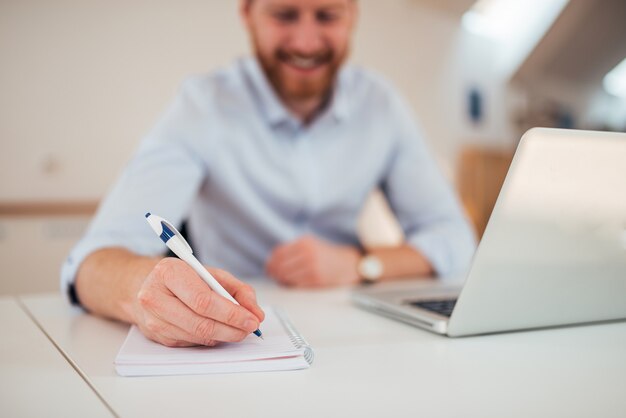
240, 56, 350, 128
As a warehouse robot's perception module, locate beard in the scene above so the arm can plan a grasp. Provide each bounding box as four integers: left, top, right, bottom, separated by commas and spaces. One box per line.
253, 40, 347, 103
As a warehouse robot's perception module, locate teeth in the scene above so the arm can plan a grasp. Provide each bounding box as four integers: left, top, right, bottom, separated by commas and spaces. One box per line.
289, 56, 318, 69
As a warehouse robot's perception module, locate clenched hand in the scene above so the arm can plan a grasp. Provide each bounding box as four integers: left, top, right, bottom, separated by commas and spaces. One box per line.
266, 235, 361, 287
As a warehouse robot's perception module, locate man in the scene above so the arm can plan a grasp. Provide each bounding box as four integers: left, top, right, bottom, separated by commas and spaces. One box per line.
62, 0, 476, 347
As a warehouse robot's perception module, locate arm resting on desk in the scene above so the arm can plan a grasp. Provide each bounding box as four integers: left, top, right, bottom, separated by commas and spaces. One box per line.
366, 244, 434, 279
75, 248, 264, 347
266, 237, 433, 287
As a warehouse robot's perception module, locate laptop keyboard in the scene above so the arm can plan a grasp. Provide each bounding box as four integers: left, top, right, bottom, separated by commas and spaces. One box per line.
408, 299, 457, 317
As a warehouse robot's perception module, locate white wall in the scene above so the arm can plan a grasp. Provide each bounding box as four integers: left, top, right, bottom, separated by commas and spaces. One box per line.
1, 0, 250, 201
1, 0, 512, 294
1, 0, 513, 201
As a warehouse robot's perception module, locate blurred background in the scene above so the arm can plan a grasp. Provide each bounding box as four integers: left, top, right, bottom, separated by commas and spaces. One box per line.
1, 0, 625, 295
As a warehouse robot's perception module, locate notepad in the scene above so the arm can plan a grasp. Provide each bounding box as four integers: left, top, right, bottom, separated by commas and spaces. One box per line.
114, 307, 314, 376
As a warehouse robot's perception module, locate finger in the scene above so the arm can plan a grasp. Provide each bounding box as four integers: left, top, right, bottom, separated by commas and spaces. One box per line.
271, 238, 309, 261
266, 241, 308, 275
266, 247, 287, 279
275, 250, 308, 272
138, 314, 202, 348
207, 268, 265, 322
282, 268, 320, 288
269, 252, 308, 283
271, 258, 310, 286
145, 290, 251, 343
266, 238, 310, 276
271, 259, 308, 285
161, 265, 260, 333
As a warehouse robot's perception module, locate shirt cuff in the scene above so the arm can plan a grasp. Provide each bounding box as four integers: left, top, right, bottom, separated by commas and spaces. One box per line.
406, 225, 475, 280
60, 236, 150, 307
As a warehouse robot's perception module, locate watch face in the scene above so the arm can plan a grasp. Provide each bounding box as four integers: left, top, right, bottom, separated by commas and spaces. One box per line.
360, 255, 383, 281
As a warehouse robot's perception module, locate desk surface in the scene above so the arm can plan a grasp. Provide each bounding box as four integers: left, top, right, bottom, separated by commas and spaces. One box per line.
20, 282, 626, 418
0, 297, 113, 418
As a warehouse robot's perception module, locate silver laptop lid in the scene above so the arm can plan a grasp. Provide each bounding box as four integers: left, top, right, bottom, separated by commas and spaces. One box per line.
447, 128, 626, 336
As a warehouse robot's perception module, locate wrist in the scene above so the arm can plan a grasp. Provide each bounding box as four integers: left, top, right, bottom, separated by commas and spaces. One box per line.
336, 244, 362, 284
119, 255, 160, 324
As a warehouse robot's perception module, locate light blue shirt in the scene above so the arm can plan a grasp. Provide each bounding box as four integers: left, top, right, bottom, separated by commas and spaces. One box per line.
61, 57, 476, 299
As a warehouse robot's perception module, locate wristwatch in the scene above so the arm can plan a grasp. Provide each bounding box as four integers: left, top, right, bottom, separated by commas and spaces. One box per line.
358, 254, 383, 283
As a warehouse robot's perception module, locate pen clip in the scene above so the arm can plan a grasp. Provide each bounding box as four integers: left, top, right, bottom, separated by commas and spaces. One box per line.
159, 219, 193, 254
146, 212, 194, 255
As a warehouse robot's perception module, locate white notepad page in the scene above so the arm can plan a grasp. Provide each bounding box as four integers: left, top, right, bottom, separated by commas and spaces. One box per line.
115, 307, 313, 376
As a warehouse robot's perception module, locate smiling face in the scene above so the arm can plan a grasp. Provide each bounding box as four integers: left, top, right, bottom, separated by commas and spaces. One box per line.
241, 0, 357, 105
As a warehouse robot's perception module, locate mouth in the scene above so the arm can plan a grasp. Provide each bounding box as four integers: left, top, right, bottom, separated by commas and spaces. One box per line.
278, 51, 332, 72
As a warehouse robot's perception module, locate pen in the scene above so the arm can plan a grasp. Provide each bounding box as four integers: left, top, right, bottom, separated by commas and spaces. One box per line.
145, 212, 263, 339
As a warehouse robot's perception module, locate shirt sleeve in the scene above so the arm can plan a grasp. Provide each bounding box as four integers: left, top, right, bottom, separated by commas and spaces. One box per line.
60, 78, 210, 304
380, 91, 477, 279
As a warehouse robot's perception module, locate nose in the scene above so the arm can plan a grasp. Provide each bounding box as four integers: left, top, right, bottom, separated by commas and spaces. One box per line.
289, 14, 324, 55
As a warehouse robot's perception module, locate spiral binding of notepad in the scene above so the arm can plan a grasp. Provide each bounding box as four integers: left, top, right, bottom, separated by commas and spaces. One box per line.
275, 308, 314, 365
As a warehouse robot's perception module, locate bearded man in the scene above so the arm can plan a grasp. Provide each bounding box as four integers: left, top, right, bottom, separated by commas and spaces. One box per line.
63, 0, 476, 347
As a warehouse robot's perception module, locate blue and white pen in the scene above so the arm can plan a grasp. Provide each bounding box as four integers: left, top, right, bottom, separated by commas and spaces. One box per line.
145, 212, 263, 339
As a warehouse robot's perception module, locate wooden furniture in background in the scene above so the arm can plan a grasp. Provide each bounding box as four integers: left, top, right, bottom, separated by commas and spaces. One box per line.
0, 201, 99, 217
457, 146, 514, 239
0, 201, 98, 295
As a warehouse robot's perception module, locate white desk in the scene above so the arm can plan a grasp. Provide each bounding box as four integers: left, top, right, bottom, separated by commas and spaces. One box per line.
20, 282, 626, 418
0, 296, 113, 417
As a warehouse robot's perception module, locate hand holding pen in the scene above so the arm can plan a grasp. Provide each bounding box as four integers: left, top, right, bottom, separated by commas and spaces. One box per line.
129, 213, 264, 347
146, 213, 263, 339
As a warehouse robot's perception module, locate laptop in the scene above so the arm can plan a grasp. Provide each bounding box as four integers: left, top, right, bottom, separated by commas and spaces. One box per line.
352, 128, 626, 336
